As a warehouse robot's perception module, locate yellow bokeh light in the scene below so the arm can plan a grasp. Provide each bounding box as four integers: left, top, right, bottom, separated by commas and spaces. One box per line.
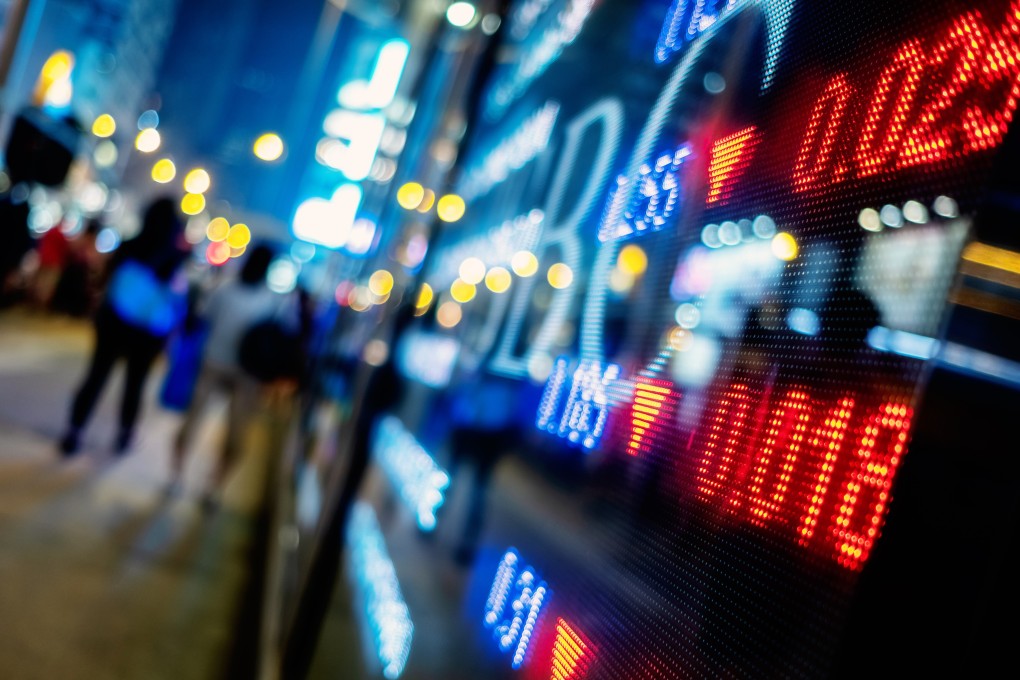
511, 250, 539, 277
181, 192, 205, 216
91, 114, 116, 138
226, 223, 251, 248
229, 245, 247, 259
436, 301, 462, 328
368, 269, 395, 297
458, 257, 486, 285
485, 266, 512, 293
436, 194, 466, 222
396, 182, 425, 210
206, 217, 230, 242
415, 283, 434, 314
151, 158, 176, 183
34, 51, 74, 106
547, 262, 574, 289
253, 133, 284, 161
617, 244, 648, 276
771, 232, 798, 261
450, 278, 476, 303
416, 189, 436, 213
40, 50, 74, 82
184, 168, 211, 194
136, 128, 161, 153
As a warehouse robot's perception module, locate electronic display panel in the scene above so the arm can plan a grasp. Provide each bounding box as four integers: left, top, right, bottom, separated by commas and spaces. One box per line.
335, 1, 1020, 677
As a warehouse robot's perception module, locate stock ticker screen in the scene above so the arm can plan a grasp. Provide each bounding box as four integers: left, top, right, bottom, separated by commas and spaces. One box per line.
351, 0, 1020, 677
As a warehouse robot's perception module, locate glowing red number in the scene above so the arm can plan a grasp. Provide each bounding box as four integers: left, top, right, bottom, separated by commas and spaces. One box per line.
828, 402, 912, 571
746, 389, 813, 528
961, 1, 1020, 154
695, 383, 758, 512
855, 40, 927, 177
796, 397, 855, 547
794, 1, 1020, 190
899, 13, 993, 167
792, 75, 854, 192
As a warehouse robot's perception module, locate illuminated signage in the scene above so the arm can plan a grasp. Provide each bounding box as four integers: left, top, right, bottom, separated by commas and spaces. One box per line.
355, 0, 1020, 675
372, 415, 450, 531
346, 503, 413, 679
483, 549, 551, 669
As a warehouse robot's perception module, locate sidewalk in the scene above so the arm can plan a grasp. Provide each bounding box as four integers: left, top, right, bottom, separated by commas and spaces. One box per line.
0, 308, 280, 680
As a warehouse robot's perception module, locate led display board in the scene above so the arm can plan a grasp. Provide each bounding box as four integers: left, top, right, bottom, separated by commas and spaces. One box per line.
313, 1, 1020, 677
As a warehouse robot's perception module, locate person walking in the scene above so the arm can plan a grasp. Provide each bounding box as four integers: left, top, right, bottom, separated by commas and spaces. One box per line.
171, 243, 299, 507
59, 196, 190, 456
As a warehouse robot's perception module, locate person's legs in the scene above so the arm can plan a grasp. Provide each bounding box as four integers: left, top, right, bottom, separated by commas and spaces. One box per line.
63, 313, 121, 454
172, 365, 218, 483
117, 331, 165, 452
212, 372, 261, 493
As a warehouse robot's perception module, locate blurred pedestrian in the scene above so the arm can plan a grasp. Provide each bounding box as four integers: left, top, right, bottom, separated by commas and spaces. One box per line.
30, 222, 70, 312
171, 243, 300, 508
52, 218, 105, 317
59, 196, 190, 456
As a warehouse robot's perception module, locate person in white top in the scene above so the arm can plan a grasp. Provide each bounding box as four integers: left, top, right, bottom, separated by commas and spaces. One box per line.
170, 243, 299, 507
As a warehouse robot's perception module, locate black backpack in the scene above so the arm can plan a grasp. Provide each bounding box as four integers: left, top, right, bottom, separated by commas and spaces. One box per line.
238, 318, 302, 383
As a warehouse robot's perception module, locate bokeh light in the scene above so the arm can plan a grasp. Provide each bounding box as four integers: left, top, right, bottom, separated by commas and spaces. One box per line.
414, 283, 433, 315
180, 192, 205, 216
484, 266, 512, 293
547, 262, 574, 289
436, 301, 463, 328
436, 194, 466, 222
253, 132, 284, 161
458, 257, 486, 285
368, 269, 395, 297
511, 250, 539, 277
617, 244, 648, 276
417, 189, 436, 213
184, 168, 211, 194
137, 109, 159, 130
771, 232, 798, 261
206, 217, 230, 242
91, 114, 116, 138
151, 158, 176, 183
396, 182, 425, 210
446, 1, 477, 27
136, 128, 161, 152
206, 241, 231, 265
450, 278, 476, 303
226, 223, 250, 248
94, 141, 118, 168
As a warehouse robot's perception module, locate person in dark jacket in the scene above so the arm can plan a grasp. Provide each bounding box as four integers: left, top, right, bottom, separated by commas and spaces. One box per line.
60, 196, 190, 456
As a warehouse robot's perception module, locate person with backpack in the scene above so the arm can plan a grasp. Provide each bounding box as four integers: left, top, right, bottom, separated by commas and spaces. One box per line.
170, 243, 300, 508
59, 196, 190, 456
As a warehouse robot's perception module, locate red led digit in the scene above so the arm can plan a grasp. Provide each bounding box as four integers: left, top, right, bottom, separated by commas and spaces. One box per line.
706, 126, 759, 205
898, 12, 991, 167
797, 397, 855, 547
828, 402, 913, 571
628, 378, 679, 457
960, 2, 1020, 154
695, 383, 758, 511
792, 75, 854, 192
855, 40, 927, 177
746, 389, 813, 528
549, 618, 594, 680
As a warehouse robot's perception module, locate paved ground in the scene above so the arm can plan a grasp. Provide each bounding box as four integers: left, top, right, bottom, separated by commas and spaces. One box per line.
0, 307, 279, 680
